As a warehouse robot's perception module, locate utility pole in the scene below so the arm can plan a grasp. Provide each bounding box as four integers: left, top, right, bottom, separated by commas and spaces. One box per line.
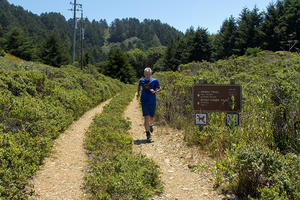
69, 0, 80, 65
78, 4, 84, 70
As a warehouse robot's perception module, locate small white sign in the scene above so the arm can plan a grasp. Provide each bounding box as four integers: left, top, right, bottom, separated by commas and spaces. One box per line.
226, 113, 239, 126
195, 113, 208, 125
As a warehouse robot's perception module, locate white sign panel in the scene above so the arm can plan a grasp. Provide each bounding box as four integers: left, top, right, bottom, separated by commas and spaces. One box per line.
226, 113, 239, 126
195, 113, 208, 125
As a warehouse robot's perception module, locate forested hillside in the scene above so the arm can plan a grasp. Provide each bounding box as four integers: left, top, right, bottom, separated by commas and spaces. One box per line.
0, 0, 182, 65
163, 0, 300, 71
1, 0, 299, 81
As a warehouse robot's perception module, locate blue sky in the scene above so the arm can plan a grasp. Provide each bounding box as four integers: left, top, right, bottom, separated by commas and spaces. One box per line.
8, 0, 274, 34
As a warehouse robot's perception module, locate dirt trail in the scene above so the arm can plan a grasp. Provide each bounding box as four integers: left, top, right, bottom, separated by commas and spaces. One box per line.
29, 99, 111, 200
124, 97, 225, 200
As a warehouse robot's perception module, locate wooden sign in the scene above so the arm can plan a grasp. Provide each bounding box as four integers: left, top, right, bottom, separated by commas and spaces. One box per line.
193, 84, 242, 112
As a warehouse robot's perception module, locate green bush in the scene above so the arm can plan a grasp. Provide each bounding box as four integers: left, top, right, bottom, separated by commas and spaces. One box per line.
154, 51, 300, 155
217, 144, 300, 199
0, 57, 124, 199
0, 49, 5, 57
154, 51, 300, 198
245, 47, 262, 56
270, 78, 300, 154
84, 87, 163, 200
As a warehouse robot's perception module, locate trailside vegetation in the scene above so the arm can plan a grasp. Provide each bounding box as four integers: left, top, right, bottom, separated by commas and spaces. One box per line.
0, 55, 125, 199
153, 51, 300, 199
84, 86, 163, 199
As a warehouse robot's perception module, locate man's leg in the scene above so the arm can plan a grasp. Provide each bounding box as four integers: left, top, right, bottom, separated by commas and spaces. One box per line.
149, 116, 154, 132
142, 104, 152, 140
150, 116, 154, 125
144, 116, 151, 140
144, 116, 150, 132
149, 104, 156, 133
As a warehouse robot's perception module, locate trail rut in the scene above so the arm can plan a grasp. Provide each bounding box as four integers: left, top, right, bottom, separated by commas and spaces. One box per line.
124, 96, 224, 200
29, 99, 111, 200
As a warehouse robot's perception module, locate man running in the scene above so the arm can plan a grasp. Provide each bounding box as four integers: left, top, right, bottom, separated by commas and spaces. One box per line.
137, 67, 162, 141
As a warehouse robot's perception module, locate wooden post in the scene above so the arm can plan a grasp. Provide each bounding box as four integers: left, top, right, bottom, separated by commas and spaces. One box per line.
199, 78, 204, 131
229, 78, 235, 150
230, 78, 235, 85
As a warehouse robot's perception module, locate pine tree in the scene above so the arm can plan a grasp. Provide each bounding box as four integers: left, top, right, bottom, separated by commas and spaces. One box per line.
235, 7, 263, 55
189, 28, 212, 62
261, 2, 282, 51
5, 27, 36, 61
163, 39, 181, 71
0, 24, 5, 53
278, 0, 300, 51
102, 48, 136, 83
40, 33, 71, 67
0, 24, 3, 38
214, 16, 238, 59
127, 48, 147, 77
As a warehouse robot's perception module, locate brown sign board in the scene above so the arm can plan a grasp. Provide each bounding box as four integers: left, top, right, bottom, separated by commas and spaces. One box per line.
193, 84, 242, 112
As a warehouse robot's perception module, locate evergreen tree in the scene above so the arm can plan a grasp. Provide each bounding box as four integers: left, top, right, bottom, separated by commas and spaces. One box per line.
145, 46, 166, 69
101, 48, 136, 83
40, 33, 71, 67
163, 39, 181, 71
213, 16, 238, 59
278, 0, 300, 51
0, 24, 3, 37
127, 48, 147, 77
163, 27, 211, 71
5, 27, 36, 60
235, 7, 263, 55
261, 2, 283, 51
189, 28, 212, 62
83, 52, 91, 66
0, 24, 5, 52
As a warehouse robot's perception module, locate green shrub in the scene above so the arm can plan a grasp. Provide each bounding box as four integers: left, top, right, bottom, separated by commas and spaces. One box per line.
0, 57, 125, 199
154, 51, 300, 199
245, 47, 262, 56
270, 78, 300, 154
154, 51, 300, 156
84, 87, 163, 200
217, 144, 300, 199
0, 49, 5, 57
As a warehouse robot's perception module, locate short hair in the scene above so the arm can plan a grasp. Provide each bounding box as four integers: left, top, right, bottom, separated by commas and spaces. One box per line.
144, 67, 152, 73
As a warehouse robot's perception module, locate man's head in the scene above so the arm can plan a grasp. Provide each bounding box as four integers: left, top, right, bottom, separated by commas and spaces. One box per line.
144, 67, 152, 80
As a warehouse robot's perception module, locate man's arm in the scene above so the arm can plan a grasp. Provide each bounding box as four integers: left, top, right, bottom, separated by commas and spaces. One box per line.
155, 80, 162, 93
155, 87, 162, 93
137, 84, 141, 98
150, 81, 162, 94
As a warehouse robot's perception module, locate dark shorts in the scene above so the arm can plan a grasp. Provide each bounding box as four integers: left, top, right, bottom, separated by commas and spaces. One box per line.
141, 103, 156, 117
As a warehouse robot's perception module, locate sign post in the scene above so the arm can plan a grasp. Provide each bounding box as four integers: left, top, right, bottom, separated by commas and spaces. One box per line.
193, 78, 242, 130
193, 78, 242, 150
196, 78, 206, 131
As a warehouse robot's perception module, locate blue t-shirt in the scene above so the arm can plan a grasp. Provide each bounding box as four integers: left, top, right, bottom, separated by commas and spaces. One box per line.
139, 77, 160, 104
